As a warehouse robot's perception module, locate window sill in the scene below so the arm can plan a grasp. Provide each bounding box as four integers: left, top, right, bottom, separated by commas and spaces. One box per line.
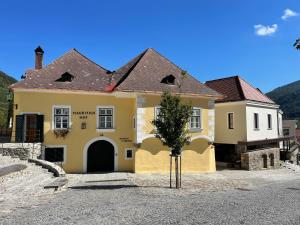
125, 158, 133, 160
267, 128, 273, 130
254, 129, 260, 131
96, 129, 115, 132
189, 128, 203, 132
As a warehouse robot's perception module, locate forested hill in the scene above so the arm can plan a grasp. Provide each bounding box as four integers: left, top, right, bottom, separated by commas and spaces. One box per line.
266, 80, 300, 127
0, 71, 17, 127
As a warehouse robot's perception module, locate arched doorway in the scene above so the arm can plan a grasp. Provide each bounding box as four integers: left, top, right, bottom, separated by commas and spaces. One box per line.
87, 140, 115, 172
269, 153, 275, 167
262, 154, 268, 168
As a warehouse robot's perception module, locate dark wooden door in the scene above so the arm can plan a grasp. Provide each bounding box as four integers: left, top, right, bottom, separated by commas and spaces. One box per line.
87, 140, 114, 172
25, 115, 37, 142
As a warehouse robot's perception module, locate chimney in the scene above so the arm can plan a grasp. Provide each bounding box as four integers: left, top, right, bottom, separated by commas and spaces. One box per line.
34, 46, 44, 70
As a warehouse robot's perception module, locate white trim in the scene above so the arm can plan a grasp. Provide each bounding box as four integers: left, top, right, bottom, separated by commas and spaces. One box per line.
227, 112, 234, 129
125, 148, 133, 160
190, 135, 212, 142
52, 105, 72, 130
189, 107, 203, 131
44, 145, 67, 164
96, 105, 115, 131
140, 134, 156, 142
83, 137, 118, 173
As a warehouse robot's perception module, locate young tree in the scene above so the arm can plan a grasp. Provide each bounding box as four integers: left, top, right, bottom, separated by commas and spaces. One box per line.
152, 91, 193, 188
294, 39, 300, 50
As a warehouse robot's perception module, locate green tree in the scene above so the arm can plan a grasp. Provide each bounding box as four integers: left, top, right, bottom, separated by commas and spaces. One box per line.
294, 39, 300, 50
152, 91, 193, 188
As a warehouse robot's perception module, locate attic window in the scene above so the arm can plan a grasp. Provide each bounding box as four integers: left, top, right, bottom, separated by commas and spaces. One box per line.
55, 72, 74, 82
161, 75, 175, 85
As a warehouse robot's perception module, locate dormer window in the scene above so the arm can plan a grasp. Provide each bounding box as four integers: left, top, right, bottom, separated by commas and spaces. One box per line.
55, 72, 74, 82
161, 75, 175, 85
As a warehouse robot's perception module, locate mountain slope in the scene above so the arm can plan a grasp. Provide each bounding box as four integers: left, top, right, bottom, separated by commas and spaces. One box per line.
0, 71, 17, 127
266, 80, 300, 127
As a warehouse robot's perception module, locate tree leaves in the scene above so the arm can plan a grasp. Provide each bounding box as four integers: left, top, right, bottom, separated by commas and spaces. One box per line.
152, 91, 193, 155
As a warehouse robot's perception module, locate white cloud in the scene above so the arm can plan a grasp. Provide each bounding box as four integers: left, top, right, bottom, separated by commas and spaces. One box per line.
254, 24, 278, 36
281, 8, 298, 20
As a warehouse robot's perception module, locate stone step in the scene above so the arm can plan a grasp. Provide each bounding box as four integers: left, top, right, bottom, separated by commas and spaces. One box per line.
3, 172, 51, 193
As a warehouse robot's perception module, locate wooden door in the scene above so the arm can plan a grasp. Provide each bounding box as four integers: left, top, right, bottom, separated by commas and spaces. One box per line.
25, 115, 37, 142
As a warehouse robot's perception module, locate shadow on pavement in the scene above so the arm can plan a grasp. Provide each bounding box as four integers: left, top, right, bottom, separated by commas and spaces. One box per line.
69, 184, 138, 190
85, 179, 128, 183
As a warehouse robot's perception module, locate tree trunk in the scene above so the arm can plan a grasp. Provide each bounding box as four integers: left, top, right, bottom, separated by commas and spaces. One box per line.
175, 156, 179, 189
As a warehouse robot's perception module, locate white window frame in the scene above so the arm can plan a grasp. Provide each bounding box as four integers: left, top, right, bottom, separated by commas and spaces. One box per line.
254, 113, 259, 130
189, 107, 202, 131
227, 112, 234, 129
154, 106, 161, 120
52, 105, 71, 130
267, 114, 272, 130
43, 145, 67, 164
125, 148, 133, 160
96, 106, 115, 132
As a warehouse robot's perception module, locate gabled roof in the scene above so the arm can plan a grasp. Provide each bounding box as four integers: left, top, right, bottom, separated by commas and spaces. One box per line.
205, 76, 275, 104
10, 48, 221, 98
113, 48, 221, 97
10, 49, 111, 92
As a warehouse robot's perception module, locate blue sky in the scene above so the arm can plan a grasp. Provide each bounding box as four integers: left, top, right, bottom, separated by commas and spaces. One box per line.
0, 0, 299, 92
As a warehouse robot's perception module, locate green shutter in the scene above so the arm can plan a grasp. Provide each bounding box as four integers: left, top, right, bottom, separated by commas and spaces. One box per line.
37, 115, 44, 142
15, 115, 24, 142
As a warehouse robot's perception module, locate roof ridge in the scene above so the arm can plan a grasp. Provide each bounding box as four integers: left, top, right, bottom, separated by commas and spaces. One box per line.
146, 48, 208, 87
236, 76, 246, 100
206, 75, 239, 83
114, 49, 149, 89
71, 48, 110, 72
237, 76, 274, 103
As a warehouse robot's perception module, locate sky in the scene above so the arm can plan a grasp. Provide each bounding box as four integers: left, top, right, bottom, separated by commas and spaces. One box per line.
0, 0, 299, 92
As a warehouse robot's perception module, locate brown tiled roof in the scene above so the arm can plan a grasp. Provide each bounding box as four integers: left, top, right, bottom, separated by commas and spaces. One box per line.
10, 48, 221, 98
205, 76, 275, 104
10, 49, 111, 92
113, 48, 221, 97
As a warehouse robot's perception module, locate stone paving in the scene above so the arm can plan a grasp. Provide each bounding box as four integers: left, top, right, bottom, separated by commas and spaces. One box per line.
0, 155, 57, 216
0, 168, 300, 225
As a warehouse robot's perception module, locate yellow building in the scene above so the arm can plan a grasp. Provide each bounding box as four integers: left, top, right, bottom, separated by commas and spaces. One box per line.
10, 47, 221, 173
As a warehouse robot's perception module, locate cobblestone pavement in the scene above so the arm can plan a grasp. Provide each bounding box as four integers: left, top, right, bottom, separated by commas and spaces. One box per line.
1, 169, 300, 225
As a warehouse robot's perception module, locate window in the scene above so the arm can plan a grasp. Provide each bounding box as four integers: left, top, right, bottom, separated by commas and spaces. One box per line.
98, 107, 114, 129
125, 149, 133, 160
228, 113, 234, 129
283, 128, 290, 136
161, 75, 175, 85
155, 107, 161, 120
53, 106, 70, 129
254, 113, 259, 130
45, 147, 64, 162
190, 108, 201, 130
55, 72, 74, 82
267, 114, 272, 129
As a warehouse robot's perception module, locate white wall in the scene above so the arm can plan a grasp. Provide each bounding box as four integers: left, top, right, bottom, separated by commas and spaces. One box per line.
246, 104, 279, 141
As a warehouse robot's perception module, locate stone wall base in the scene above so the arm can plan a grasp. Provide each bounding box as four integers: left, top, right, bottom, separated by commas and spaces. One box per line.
0, 143, 42, 160
241, 148, 280, 170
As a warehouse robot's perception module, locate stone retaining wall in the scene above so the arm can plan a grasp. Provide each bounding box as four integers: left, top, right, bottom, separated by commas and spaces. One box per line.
0, 143, 42, 160
241, 148, 280, 170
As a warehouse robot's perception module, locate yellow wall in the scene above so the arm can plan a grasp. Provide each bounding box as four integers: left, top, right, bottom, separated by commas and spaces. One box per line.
135, 138, 215, 173
215, 102, 247, 144
13, 90, 216, 173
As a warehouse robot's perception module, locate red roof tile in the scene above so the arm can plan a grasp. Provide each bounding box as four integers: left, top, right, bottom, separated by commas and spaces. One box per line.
205, 76, 275, 104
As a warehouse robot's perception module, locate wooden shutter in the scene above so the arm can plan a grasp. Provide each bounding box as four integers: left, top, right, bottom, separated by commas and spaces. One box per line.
15, 115, 24, 142
37, 115, 44, 142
